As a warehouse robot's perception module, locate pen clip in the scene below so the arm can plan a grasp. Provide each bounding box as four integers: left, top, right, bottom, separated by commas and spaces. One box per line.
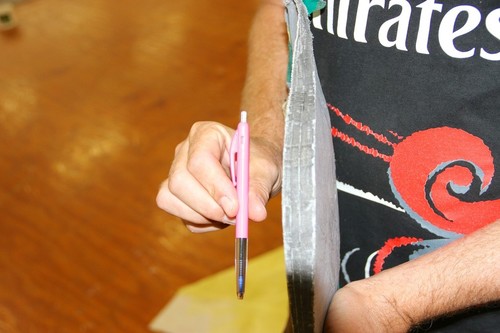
229, 130, 239, 187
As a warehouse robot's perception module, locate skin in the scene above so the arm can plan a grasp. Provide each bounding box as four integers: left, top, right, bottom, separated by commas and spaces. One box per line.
156, 0, 500, 331
325, 220, 500, 332
156, 0, 288, 233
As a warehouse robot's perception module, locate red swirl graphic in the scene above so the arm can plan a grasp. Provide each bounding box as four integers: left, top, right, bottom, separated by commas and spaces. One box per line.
330, 105, 500, 275
373, 237, 422, 274
389, 127, 500, 235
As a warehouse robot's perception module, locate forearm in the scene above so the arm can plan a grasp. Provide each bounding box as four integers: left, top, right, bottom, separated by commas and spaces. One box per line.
332, 220, 500, 332
241, 0, 288, 152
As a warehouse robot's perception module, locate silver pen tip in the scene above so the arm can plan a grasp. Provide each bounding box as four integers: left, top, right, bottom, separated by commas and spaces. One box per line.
237, 292, 244, 300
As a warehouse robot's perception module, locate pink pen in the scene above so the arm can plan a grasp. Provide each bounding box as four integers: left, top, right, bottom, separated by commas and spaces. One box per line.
229, 111, 250, 299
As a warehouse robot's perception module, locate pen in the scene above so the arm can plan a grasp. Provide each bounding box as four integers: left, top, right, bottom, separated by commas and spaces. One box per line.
229, 111, 250, 300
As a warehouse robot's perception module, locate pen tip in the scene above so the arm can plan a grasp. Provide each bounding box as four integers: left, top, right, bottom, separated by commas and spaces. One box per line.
240, 111, 247, 122
237, 292, 244, 300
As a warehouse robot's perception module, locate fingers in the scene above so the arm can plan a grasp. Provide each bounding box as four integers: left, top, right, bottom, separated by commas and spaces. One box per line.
182, 220, 230, 233
156, 182, 231, 234
156, 178, 232, 225
168, 150, 230, 222
185, 123, 239, 217
156, 122, 238, 233
156, 121, 283, 233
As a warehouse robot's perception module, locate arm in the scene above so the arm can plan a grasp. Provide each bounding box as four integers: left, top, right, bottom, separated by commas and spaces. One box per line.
326, 220, 500, 332
241, 0, 289, 212
156, 0, 288, 232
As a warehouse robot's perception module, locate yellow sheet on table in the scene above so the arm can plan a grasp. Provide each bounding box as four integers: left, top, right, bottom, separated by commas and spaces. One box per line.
149, 247, 288, 333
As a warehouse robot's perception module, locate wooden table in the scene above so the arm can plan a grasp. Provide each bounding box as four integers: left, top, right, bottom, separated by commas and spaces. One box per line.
0, 1, 283, 331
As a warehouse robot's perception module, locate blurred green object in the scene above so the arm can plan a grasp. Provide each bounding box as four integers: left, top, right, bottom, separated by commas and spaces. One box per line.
303, 0, 326, 14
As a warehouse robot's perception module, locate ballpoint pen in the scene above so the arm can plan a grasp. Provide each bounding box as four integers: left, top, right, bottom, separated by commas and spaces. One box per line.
229, 111, 250, 300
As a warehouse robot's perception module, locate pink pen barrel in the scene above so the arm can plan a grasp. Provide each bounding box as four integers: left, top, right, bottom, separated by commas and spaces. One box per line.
230, 111, 250, 299
235, 111, 249, 239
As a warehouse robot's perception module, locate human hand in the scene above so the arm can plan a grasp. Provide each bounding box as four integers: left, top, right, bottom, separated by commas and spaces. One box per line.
156, 120, 282, 233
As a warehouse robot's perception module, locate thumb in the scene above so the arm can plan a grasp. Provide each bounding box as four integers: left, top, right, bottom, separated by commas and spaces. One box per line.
248, 183, 270, 222
246, 138, 283, 222
247, 166, 282, 221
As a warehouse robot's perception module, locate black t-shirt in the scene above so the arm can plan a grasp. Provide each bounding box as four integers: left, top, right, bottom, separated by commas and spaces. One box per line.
311, 0, 499, 330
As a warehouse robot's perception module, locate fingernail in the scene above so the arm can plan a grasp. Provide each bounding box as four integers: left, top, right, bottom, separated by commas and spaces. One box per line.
222, 215, 236, 225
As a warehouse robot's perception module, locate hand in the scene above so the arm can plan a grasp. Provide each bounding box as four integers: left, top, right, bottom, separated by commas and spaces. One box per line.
156, 120, 282, 233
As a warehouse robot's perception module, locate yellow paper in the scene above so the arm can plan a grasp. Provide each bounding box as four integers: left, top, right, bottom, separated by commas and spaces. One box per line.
149, 247, 288, 333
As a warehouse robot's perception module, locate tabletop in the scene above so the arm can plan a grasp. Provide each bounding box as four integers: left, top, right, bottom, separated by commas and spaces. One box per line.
0, 0, 284, 331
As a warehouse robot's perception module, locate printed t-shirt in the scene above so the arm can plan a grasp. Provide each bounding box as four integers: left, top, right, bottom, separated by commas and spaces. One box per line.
311, 0, 500, 330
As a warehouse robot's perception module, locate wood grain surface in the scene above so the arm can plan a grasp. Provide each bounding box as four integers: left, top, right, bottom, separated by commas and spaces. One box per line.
0, 1, 283, 331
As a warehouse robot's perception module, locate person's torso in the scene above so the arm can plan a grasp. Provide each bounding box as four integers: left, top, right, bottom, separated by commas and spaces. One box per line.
310, 1, 500, 328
